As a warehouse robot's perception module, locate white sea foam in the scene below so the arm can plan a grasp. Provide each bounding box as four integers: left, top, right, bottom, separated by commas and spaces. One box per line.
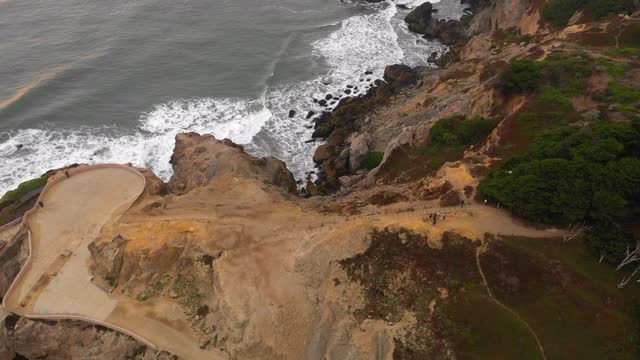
0, 0, 454, 194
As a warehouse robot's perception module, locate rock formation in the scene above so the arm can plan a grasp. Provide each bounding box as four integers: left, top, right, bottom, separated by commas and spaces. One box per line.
168, 133, 297, 195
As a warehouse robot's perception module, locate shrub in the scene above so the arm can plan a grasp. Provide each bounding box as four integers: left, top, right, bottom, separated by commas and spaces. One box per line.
430, 116, 499, 147
542, 0, 636, 27
543, 53, 592, 96
542, 0, 586, 27
361, 151, 384, 170
620, 23, 640, 48
479, 121, 640, 260
504, 59, 542, 92
608, 81, 640, 111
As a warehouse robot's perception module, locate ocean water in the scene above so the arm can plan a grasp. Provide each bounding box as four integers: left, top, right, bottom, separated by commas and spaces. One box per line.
0, 0, 466, 194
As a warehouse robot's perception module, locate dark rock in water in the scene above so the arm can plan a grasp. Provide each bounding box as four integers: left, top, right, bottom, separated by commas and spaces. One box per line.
318, 99, 327, 107
364, 70, 373, 75
405, 2, 468, 45
330, 101, 336, 105
289, 110, 296, 118
305, 125, 313, 129
397, 4, 409, 9
404, 2, 435, 33
16, 144, 23, 150
384, 64, 418, 87
428, 51, 439, 63
346, 84, 354, 89
366, 78, 371, 82
345, 89, 351, 95
312, 98, 318, 103
311, 125, 333, 139
305, 138, 317, 143
306, 111, 316, 119
374, 79, 383, 86
325, 94, 333, 100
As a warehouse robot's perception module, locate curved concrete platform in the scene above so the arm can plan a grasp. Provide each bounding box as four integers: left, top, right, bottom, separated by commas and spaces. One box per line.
2, 165, 229, 359
2, 165, 149, 341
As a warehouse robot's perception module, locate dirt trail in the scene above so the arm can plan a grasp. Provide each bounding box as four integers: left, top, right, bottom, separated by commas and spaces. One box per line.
475, 247, 548, 360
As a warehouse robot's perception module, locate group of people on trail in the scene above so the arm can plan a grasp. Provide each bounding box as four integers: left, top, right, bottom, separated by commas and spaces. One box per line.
428, 211, 447, 225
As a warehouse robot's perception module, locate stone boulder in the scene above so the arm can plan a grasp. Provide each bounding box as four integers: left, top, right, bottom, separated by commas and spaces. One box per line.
405, 1, 469, 45
383, 65, 418, 88
405, 2, 435, 34
168, 133, 297, 195
349, 132, 373, 170
88, 234, 128, 292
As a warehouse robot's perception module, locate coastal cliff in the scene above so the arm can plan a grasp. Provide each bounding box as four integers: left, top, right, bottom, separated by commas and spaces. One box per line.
2, 0, 640, 359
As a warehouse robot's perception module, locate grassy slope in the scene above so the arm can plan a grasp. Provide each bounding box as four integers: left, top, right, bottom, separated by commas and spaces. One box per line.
0, 175, 48, 206
481, 236, 640, 359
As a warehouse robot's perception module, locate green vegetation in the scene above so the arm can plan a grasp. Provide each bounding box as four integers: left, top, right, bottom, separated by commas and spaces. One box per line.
494, 29, 533, 47
543, 53, 592, 96
429, 116, 499, 147
0, 175, 48, 206
503, 59, 542, 92
597, 57, 628, 77
608, 81, 640, 112
513, 86, 579, 143
419, 115, 500, 169
446, 290, 542, 360
482, 236, 640, 359
603, 47, 639, 58
361, 151, 384, 170
503, 54, 592, 96
620, 23, 640, 48
480, 121, 640, 261
340, 228, 543, 358
542, 0, 636, 27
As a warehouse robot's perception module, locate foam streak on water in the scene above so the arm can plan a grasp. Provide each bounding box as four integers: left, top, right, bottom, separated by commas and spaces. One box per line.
0, 0, 453, 194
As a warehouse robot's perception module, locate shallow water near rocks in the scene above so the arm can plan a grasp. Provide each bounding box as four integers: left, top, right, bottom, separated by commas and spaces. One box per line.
0, 0, 466, 193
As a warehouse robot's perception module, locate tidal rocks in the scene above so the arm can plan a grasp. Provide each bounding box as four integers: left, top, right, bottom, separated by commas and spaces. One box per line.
306, 111, 316, 119
289, 110, 296, 118
383, 64, 418, 88
404, 2, 435, 34
308, 64, 422, 195
404, 2, 468, 46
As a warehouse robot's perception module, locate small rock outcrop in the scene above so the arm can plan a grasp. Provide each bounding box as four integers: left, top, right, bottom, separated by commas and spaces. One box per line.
349, 132, 373, 170
405, 3, 469, 46
0, 316, 174, 360
88, 234, 128, 292
168, 133, 297, 195
404, 2, 436, 34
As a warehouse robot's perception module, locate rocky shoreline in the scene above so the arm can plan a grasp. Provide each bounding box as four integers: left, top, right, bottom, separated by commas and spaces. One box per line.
3, 0, 640, 358
306, 0, 494, 196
